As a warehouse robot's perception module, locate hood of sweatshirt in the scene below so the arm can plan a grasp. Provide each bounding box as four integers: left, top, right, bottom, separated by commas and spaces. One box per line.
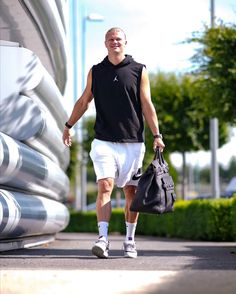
101, 54, 134, 68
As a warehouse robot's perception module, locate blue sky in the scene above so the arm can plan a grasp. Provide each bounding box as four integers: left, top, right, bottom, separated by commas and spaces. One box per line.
80, 0, 235, 74
77, 0, 236, 168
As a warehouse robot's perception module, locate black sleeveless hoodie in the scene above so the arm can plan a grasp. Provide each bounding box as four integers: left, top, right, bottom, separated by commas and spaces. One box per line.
92, 55, 145, 142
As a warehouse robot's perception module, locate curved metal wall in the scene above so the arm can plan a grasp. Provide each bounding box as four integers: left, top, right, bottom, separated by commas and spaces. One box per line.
19, 0, 68, 93
0, 44, 70, 169
0, 0, 72, 250
0, 189, 69, 240
0, 132, 69, 201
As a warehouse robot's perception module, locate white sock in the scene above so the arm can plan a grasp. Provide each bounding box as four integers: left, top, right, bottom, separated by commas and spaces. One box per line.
98, 221, 109, 241
125, 222, 137, 242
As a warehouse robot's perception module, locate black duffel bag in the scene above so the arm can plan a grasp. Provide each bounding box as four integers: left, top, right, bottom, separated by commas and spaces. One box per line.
130, 148, 176, 214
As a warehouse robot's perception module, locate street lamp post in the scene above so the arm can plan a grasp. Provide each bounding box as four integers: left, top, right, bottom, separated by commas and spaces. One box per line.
70, 0, 82, 212
81, 13, 104, 91
210, 0, 220, 199
80, 12, 104, 211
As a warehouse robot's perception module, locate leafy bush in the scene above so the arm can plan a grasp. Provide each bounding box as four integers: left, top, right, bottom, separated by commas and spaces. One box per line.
64, 197, 236, 241
231, 195, 236, 240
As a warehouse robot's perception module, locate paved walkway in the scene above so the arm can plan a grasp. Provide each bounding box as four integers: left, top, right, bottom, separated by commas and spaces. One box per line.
1, 233, 236, 293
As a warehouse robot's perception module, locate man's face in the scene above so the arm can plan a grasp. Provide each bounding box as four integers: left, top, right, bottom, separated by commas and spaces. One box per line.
105, 30, 127, 54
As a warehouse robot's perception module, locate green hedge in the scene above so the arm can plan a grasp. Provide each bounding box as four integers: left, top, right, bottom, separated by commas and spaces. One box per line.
231, 196, 236, 240
64, 196, 236, 241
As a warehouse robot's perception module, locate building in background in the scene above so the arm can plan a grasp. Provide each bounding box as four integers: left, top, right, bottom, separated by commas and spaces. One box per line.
0, 0, 74, 251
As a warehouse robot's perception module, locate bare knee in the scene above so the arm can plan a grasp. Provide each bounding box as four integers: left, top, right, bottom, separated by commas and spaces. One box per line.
123, 185, 136, 206
123, 185, 136, 198
98, 178, 114, 196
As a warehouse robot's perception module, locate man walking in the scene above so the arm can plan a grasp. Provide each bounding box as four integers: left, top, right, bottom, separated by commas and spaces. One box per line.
63, 27, 165, 258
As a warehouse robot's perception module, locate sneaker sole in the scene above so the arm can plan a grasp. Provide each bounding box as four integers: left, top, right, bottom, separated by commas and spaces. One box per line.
92, 245, 108, 259
124, 252, 137, 258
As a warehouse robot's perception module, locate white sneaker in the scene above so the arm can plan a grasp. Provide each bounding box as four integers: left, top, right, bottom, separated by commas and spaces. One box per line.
123, 241, 137, 258
92, 239, 109, 258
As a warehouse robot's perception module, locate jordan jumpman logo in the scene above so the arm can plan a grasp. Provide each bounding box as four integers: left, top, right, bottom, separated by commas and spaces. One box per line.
113, 75, 118, 82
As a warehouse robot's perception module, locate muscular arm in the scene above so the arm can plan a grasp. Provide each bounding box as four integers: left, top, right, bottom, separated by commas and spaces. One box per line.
67, 69, 93, 125
63, 69, 93, 146
140, 67, 165, 150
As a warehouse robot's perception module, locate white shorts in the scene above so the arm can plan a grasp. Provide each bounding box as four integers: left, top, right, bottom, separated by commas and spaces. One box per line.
89, 139, 145, 188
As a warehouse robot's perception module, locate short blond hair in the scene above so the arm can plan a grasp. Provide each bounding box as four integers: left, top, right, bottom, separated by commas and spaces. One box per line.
105, 27, 126, 40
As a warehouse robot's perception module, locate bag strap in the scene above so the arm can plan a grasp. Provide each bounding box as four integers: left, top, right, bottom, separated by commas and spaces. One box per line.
154, 147, 165, 166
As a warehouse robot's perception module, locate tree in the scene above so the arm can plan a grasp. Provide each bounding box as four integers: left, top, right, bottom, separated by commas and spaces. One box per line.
189, 22, 236, 125
149, 72, 228, 198
220, 156, 236, 183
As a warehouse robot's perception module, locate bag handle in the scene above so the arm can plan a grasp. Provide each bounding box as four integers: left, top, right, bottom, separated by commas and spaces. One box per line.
154, 147, 165, 165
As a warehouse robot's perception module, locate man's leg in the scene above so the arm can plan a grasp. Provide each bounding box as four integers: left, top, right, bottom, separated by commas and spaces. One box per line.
123, 185, 138, 224
123, 185, 139, 258
92, 177, 114, 258
96, 178, 114, 223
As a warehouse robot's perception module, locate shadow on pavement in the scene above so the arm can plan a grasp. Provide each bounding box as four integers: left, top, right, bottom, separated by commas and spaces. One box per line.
1, 245, 236, 269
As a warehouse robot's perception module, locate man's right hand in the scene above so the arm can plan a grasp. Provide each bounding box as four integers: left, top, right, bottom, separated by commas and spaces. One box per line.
63, 128, 72, 147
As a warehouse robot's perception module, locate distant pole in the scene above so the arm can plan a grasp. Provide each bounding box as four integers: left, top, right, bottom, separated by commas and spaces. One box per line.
210, 0, 220, 198
210, 118, 220, 198
71, 0, 82, 211
210, 0, 215, 28
81, 12, 104, 211
80, 13, 87, 212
